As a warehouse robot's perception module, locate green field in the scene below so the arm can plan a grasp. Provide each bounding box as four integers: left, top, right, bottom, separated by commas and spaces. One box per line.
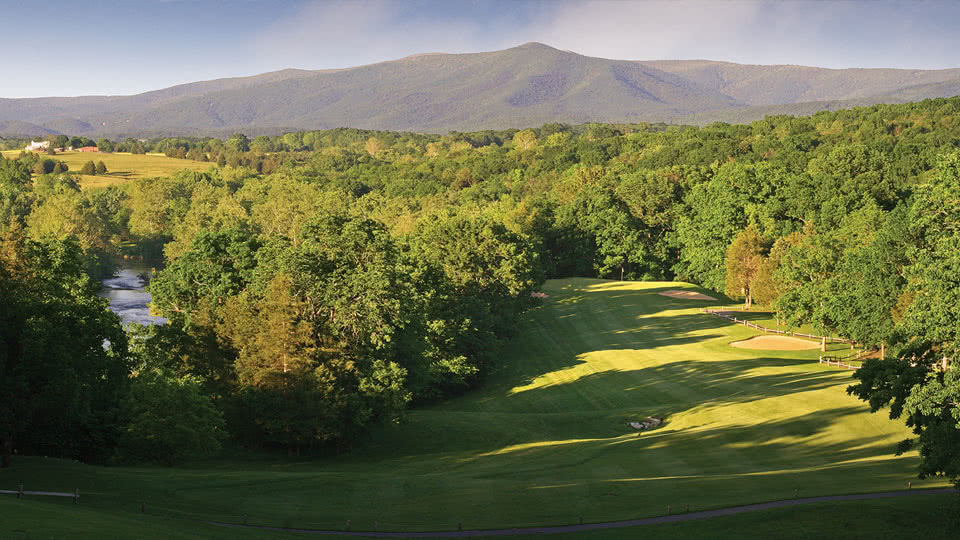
3, 492, 955, 539
0, 278, 951, 537
0, 150, 211, 188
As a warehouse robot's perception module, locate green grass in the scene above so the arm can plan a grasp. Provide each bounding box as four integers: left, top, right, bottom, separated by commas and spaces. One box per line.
0, 278, 949, 536
530, 493, 958, 540
0, 496, 293, 540
0, 150, 211, 188
3, 492, 955, 539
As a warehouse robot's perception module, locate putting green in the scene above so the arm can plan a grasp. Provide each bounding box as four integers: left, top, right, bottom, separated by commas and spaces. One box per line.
1, 278, 946, 533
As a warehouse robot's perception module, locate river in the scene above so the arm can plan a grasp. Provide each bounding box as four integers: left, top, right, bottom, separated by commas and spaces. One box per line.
99, 260, 168, 327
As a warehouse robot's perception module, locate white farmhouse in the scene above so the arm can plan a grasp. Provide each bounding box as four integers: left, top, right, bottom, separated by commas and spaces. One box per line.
25, 140, 50, 151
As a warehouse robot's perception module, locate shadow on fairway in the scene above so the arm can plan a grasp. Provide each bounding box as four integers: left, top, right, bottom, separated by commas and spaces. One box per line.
464, 406, 877, 476
485, 284, 737, 382
499, 356, 841, 412
364, 279, 851, 462
477, 279, 826, 411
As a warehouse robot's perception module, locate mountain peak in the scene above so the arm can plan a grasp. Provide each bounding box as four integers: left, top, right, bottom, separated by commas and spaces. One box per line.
4, 44, 960, 137
513, 42, 559, 51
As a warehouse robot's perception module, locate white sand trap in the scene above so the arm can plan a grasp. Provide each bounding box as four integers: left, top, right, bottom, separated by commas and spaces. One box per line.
658, 289, 716, 301
730, 335, 821, 351
629, 417, 662, 431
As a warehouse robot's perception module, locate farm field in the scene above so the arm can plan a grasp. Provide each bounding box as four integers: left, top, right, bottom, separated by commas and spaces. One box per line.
0, 278, 951, 536
0, 150, 211, 188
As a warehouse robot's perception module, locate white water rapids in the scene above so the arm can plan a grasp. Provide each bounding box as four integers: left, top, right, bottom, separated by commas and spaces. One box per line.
99, 261, 167, 327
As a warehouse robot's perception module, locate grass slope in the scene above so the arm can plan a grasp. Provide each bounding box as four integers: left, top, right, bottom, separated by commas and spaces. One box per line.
3, 492, 956, 539
0, 278, 949, 536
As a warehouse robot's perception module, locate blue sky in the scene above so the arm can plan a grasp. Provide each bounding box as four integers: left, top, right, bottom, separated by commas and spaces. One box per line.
2, 0, 960, 98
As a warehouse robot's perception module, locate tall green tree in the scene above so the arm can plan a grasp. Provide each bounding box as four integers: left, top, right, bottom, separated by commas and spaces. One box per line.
849, 153, 960, 487
725, 225, 768, 309
226, 133, 250, 153
119, 371, 225, 465
673, 162, 788, 292
0, 234, 130, 466
96, 139, 114, 153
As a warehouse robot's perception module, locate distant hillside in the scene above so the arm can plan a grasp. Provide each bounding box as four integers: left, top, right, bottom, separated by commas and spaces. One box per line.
2, 43, 960, 137
638, 60, 960, 105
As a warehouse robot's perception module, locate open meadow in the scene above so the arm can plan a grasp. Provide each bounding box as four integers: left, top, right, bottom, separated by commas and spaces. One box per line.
1, 278, 952, 537
0, 150, 211, 188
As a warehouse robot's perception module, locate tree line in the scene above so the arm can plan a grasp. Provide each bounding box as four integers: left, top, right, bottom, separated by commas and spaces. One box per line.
1, 97, 958, 484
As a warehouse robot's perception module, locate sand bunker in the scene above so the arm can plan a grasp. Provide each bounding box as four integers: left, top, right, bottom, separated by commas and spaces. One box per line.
730, 335, 821, 351
629, 417, 663, 431
658, 289, 716, 301
531, 292, 550, 298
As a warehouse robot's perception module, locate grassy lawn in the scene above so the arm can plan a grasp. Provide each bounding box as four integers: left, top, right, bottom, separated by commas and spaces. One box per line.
1, 150, 211, 188
2, 492, 955, 539
1, 278, 949, 536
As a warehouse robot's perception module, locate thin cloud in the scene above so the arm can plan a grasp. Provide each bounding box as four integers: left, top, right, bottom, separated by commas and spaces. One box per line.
521, 0, 960, 69
248, 0, 506, 70
251, 0, 960, 72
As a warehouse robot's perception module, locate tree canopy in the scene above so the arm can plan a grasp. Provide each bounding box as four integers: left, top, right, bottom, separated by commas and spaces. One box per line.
4, 97, 960, 475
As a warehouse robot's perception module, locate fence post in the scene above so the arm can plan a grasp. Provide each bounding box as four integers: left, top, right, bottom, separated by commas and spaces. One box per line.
18, 484, 22, 499
74, 488, 78, 504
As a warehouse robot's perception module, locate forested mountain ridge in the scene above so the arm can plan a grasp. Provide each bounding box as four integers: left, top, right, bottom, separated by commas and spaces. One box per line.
640, 59, 960, 105
3, 43, 960, 137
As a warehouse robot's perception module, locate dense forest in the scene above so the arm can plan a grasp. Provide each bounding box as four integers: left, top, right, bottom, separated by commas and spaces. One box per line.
1, 97, 958, 485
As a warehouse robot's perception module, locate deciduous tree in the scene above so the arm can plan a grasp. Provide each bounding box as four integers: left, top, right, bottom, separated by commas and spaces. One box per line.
725, 225, 768, 309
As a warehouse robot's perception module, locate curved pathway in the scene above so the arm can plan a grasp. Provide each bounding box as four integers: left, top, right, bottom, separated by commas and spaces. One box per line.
205, 487, 956, 538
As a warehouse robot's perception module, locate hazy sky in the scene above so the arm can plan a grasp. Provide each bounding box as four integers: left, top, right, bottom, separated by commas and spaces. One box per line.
3, 0, 959, 98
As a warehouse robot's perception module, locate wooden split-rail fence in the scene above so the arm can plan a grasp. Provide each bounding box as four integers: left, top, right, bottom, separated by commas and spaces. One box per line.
1, 485, 80, 503
702, 308, 869, 371
701, 308, 852, 344
818, 354, 863, 370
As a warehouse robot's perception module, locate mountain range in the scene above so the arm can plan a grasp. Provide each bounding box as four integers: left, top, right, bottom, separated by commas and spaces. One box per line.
3, 42, 960, 137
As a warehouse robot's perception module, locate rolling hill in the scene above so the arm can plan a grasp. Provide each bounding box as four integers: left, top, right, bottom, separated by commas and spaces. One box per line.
2, 43, 960, 137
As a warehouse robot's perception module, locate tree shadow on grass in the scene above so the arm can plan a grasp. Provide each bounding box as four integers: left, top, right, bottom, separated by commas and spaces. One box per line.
479, 279, 822, 408
501, 356, 842, 412
354, 406, 922, 531
363, 279, 865, 467
464, 406, 880, 477
388, 355, 848, 461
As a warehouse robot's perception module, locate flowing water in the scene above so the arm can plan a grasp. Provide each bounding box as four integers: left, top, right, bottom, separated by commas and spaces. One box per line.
99, 260, 168, 326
